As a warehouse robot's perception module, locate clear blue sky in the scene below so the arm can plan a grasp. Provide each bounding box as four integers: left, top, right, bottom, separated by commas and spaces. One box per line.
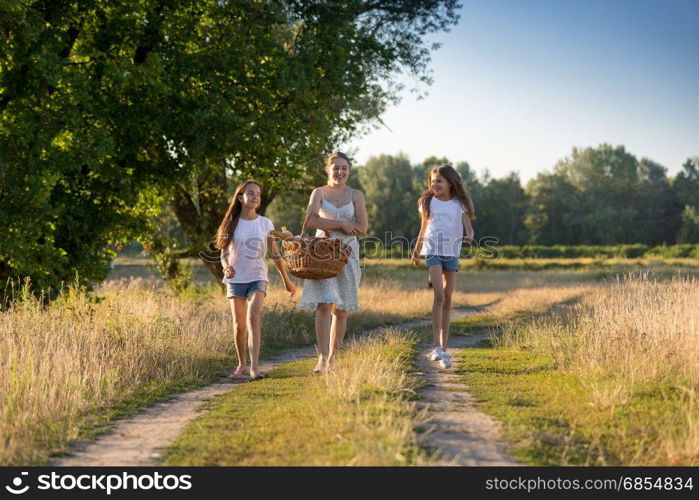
347, 0, 699, 183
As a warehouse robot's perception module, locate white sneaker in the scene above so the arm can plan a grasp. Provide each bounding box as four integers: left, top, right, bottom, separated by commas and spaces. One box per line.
428, 346, 443, 361
439, 352, 452, 369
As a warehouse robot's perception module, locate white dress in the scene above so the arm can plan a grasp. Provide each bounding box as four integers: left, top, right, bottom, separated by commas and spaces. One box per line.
299, 189, 361, 312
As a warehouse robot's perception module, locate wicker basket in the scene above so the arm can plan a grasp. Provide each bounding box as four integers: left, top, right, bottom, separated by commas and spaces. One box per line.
272, 215, 352, 280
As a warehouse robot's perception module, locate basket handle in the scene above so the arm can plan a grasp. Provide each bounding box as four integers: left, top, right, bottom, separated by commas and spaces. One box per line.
301, 213, 310, 238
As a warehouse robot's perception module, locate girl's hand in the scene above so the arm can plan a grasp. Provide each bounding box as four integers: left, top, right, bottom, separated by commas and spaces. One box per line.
464, 235, 474, 245
284, 280, 297, 297
411, 253, 421, 267
224, 266, 235, 279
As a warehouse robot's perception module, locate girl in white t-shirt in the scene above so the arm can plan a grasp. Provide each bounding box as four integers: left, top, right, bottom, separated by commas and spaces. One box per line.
412, 165, 475, 369
215, 180, 296, 380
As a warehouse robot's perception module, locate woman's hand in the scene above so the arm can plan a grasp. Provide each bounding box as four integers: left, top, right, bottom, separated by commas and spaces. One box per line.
339, 221, 358, 235
411, 252, 421, 267
284, 279, 297, 297
223, 266, 235, 279
464, 234, 474, 245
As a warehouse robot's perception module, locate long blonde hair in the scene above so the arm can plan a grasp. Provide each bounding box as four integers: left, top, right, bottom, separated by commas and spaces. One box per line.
325, 151, 352, 171
418, 165, 476, 221
215, 180, 260, 250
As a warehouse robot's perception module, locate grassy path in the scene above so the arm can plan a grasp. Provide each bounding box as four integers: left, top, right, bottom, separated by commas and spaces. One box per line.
415, 332, 517, 465
50, 344, 316, 466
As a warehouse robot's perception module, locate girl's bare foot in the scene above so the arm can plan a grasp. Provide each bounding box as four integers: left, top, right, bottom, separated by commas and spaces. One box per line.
227, 365, 246, 378
313, 356, 326, 374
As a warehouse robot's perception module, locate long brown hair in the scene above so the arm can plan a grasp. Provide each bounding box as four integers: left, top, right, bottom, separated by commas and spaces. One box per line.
215, 180, 261, 250
418, 165, 476, 221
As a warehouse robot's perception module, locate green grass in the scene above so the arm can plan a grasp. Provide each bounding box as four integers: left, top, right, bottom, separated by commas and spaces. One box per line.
457, 334, 694, 465
164, 330, 427, 466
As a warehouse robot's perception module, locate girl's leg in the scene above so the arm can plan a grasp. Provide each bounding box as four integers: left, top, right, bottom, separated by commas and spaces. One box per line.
246, 292, 265, 377
327, 307, 348, 366
440, 271, 457, 350
428, 264, 445, 347
229, 297, 248, 375
315, 303, 333, 371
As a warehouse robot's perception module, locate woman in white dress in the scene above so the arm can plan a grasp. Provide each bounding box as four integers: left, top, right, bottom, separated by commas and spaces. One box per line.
299, 152, 368, 373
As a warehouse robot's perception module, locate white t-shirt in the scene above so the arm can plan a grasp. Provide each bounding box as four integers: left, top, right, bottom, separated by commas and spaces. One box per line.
222, 216, 274, 284
418, 197, 466, 257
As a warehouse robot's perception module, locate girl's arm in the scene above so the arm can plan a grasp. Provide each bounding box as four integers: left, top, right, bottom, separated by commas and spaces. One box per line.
412, 216, 428, 267
268, 235, 296, 296
221, 246, 234, 278
305, 188, 358, 235
463, 213, 475, 244
351, 189, 369, 236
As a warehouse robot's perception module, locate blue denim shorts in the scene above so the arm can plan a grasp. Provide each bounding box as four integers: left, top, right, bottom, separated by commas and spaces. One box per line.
426, 255, 459, 272
226, 280, 268, 299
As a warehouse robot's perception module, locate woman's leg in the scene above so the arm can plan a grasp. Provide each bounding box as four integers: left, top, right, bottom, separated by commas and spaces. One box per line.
327, 307, 348, 366
315, 303, 333, 371
246, 292, 265, 377
440, 271, 457, 350
229, 297, 248, 375
428, 264, 445, 347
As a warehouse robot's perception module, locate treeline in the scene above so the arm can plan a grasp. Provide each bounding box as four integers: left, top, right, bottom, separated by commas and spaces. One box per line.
493, 244, 699, 259
270, 145, 699, 246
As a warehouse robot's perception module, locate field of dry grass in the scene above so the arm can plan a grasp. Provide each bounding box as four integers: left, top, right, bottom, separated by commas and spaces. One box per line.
2, 257, 697, 465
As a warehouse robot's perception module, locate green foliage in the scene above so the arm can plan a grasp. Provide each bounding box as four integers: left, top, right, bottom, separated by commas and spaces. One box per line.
359, 153, 419, 240
674, 158, 699, 243
679, 206, 699, 244
471, 172, 528, 245
524, 145, 683, 245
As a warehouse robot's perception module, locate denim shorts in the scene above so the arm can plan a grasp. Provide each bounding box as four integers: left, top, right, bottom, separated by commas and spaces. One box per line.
226, 280, 268, 299
425, 255, 459, 272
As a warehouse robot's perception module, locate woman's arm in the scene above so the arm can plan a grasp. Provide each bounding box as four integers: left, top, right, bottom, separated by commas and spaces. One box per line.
463, 213, 475, 244
268, 236, 296, 296
305, 188, 356, 234
351, 189, 369, 236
